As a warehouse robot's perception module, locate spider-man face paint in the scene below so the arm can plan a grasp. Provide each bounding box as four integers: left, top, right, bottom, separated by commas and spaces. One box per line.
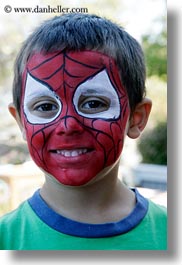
21, 50, 130, 186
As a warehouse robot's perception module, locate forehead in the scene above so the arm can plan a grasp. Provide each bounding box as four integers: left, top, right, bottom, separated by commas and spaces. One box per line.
25, 50, 124, 93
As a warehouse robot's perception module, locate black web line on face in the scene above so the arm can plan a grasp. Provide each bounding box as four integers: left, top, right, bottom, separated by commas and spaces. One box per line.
23, 116, 45, 167
108, 58, 127, 99
42, 65, 64, 80
30, 126, 48, 170
40, 128, 49, 170
43, 65, 84, 81
79, 117, 122, 166
109, 122, 123, 161
30, 51, 63, 71
22, 102, 51, 170
65, 53, 100, 70
122, 100, 129, 118
91, 118, 118, 162
109, 100, 128, 137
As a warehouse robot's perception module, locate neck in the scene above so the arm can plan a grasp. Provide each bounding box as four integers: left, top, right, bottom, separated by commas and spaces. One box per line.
40, 164, 136, 224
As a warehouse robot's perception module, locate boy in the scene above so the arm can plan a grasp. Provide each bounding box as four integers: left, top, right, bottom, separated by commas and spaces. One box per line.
0, 13, 167, 250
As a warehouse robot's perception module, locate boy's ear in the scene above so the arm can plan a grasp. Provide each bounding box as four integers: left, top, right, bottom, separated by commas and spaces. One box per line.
127, 98, 152, 139
8, 103, 26, 140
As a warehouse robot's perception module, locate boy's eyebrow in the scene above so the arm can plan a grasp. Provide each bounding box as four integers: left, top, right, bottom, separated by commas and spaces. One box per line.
82, 89, 98, 95
79, 85, 115, 96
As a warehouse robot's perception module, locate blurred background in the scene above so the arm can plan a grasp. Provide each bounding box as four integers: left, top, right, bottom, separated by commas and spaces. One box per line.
0, 0, 167, 215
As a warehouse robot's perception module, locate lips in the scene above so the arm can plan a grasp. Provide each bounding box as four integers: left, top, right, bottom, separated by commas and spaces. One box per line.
48, 147, 95, 170
51, 148, 90, 157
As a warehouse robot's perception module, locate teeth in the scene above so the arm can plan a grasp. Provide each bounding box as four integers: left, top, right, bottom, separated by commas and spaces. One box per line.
56, 149, 88, 157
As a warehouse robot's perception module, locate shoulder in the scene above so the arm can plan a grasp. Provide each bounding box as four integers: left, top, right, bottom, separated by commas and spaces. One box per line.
144, 199, 167, 234
0, 201, 29, 226
0, 200, 31, 249
131, 197, 167, 250
134, 189, 167, 230
148, 200, 167, 217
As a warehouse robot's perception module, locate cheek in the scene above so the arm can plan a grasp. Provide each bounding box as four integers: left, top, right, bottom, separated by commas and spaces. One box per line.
90, 118, 127, 166
24, 121, 50, 167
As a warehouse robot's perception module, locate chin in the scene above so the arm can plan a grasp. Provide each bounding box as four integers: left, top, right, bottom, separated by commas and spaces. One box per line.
37, 155, 121, 187
42, 167, 100, 187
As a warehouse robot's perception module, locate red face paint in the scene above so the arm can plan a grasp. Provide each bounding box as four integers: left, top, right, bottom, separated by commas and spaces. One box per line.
21, 51, 130, 186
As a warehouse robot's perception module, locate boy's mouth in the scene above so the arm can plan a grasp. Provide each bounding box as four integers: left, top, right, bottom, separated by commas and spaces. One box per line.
50, 148, 93, 158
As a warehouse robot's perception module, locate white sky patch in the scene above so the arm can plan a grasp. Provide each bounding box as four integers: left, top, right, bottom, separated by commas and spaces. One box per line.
120, 0, 166, 41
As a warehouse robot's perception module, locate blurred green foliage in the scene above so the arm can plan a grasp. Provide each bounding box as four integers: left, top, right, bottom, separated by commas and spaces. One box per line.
138, 16, 167, 165
142, 17, 167, 81
138, 122, 167, 165
146, 76, 167, 126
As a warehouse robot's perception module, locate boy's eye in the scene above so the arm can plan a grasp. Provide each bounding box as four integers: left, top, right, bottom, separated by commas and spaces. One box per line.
72, 70, 121, 120
35, 102, 58, 112
31, 100, 59, 119
24, 73, 62, 124
79, 96, 110, 114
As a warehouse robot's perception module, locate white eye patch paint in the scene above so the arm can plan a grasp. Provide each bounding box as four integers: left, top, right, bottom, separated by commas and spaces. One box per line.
23, 73, 62, 124
73, 70, 121, 120
23, 70, 121, 125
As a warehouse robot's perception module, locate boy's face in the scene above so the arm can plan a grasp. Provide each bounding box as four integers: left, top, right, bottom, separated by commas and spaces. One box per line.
21, 50, 130, 186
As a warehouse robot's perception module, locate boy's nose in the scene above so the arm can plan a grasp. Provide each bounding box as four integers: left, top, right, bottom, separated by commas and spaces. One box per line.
55, 116, 84, 136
